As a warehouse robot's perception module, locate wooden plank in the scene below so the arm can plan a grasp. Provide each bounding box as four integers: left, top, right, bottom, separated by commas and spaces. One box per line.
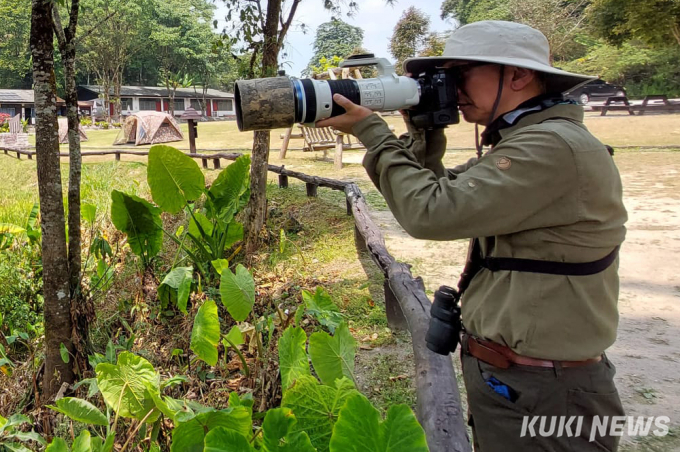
279, 127, 293, 159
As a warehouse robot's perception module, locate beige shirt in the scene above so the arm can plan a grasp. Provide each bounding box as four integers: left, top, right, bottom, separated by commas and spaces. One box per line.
354, 104, 627, 360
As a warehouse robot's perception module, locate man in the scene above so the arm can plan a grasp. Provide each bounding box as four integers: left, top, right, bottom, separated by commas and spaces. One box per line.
317, 21, 627, 451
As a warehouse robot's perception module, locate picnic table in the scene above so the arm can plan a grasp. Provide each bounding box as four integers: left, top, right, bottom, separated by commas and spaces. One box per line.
590, 95, 680, 116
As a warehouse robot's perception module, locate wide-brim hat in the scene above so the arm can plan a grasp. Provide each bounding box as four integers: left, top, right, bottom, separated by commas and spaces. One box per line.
404, 20, 596, 94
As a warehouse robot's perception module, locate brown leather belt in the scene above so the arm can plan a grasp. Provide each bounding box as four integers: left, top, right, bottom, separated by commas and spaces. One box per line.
462, 333, 602, 369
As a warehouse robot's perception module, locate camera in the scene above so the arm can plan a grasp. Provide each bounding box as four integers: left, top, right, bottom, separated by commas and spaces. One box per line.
234, 54, 460, 131
425, 285, 462, 355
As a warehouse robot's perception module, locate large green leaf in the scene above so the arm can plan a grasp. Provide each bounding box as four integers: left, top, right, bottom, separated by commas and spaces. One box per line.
0, 223, 25, 235
96, 351, 160, 422
188, 212, 213, 238
278, 327, 311, 391
158, 267, 194, 313
170, 408, 252, 452
148, 145, 205, 214
308, 322, 356, 386
223, 222, 244, 249
220, 264, 255, 322
72, 430, 92, 452
190, 300, 220, 367
208, 155, 251, 218
46, 438, 69, 452
262, 408, 316, 452
302, 288, 344, 333
281, 376, 359, 452
47, 397, 108, 426
110, 190, 163, 260
204, 428, 254, 452
329, 394, 429, 452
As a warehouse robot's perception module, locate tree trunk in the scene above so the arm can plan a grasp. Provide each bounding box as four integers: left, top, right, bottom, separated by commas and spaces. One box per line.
54, 0, 93, 376
244, 0, 282, 254
31, 0, 74, 401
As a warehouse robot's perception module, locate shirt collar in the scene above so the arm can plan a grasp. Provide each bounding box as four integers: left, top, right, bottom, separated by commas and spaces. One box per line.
480, 95, 580, 146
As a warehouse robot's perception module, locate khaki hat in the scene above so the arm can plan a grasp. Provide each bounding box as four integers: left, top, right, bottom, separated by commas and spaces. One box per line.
404, 20, 596, 94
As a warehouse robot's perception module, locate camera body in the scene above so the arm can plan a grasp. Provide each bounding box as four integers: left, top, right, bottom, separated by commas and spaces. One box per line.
234, 54, 460, 131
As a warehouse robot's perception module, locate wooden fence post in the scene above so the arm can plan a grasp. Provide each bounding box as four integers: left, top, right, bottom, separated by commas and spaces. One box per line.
384, 280, 408, 331
213, 158, 221, 169
202, 158, 208, 169
115, 152, 120, 161
279, 174, 288, 188
306, 183, 317, 197
280, 127, 293, 159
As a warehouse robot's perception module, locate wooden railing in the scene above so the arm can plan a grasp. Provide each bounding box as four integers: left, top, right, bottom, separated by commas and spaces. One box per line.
1, 145, 471, 451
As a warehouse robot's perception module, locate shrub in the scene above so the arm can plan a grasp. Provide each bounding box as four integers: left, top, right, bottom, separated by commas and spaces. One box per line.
80, 117, 93, 127
0, 246, 43, 336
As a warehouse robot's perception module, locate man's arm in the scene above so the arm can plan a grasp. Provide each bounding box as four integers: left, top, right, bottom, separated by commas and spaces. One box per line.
354, 123, 578, 241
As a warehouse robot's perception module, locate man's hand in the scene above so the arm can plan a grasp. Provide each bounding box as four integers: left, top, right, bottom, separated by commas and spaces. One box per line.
315, 94, 373, 134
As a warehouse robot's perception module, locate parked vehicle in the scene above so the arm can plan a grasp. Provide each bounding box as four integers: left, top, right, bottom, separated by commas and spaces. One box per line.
564, 79, 626, 105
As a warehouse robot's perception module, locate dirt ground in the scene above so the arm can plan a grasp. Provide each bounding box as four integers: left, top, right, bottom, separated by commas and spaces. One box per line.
345, 148, 680, 448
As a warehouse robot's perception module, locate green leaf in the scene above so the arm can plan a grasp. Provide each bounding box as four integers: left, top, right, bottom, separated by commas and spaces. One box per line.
0, 223, 25, 235
161, 375, 189, 390
211, 259, 229, 276
81, 203, 97, 224
223, 222, 244, 249
279, 229, 286, 254
329, 395, 429, 452
188, 212, 213, 238
148, 145, 205, 214
3, 443, 33, 452
208, 155, 251, 218
110, 190, 163, 261
228, 392, 253, 417
46, 438, 69, 452
220, 264, 255, 322
25, 202, 39, 230
308, 322, 356, 386
204, 428, 254, 452
224, 326, 244, 347
262, 408, 316, 452
72, 378, 100, 398
158, 267, 194, 313
170, 408, 252, 452
278, 327, 311, 391
47, 397, 108, 426
282, 376, 359, 452
60, 343, 70, 363
72, 430, 91, 452
96, 351, 160, 422
190, 300, 220, 366
303, 288, 343, 333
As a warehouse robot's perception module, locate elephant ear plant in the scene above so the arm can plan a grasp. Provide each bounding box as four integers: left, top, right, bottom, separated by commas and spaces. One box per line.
111, 145, 250, 280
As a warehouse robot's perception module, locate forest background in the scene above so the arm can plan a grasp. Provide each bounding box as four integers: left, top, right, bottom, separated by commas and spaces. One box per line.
1, 0, 679, 100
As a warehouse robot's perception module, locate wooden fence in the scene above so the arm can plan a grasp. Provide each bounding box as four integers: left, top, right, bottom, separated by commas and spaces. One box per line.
0, 145, 471, 452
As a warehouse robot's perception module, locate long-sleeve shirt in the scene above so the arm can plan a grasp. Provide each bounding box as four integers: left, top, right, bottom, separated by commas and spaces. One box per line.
353, 104, 627, 360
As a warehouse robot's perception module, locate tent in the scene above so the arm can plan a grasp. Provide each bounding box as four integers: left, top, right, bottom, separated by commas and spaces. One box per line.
58, 117, 88, 144
113, 111, 183, 146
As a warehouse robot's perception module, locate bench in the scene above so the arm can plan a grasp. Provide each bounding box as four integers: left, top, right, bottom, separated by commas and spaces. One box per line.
634, 95, 680, 115
599, 96, 634, 116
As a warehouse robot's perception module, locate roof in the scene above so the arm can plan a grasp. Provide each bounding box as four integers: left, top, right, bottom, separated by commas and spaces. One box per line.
79, 85, 234, 99
0, 89, 66, 104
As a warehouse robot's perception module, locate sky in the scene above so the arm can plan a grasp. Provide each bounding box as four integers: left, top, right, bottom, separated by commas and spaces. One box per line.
215, 0, 455, 78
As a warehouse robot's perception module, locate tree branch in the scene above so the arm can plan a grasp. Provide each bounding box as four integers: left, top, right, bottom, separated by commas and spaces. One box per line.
51, 4, 67, 50
74, 10, 117, 45
278, 0, 302, 50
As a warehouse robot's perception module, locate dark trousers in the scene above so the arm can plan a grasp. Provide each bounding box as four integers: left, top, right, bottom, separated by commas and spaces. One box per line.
461, 353, 625, 452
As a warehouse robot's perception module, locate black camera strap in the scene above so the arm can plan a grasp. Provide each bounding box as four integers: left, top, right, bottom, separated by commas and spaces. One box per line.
480, 246, 620, 276
455, 239, 620, 300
